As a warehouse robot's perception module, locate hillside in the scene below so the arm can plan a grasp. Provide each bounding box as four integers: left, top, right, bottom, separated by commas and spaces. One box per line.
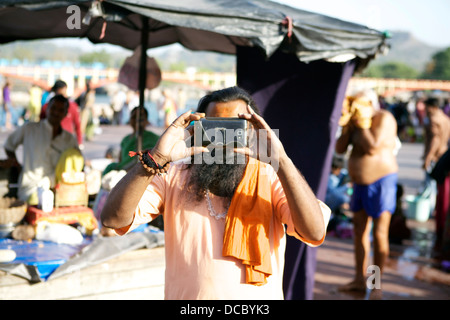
101, 31, 444, 73
372, 30, 442, 71
0, 30, 444, 74
151, 44, 236, 73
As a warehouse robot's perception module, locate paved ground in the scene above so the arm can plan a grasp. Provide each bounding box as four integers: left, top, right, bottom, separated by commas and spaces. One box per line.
1, 124, 449, 300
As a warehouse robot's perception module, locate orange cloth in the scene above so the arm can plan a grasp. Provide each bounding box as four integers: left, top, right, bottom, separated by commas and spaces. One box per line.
222, 157, 273, 285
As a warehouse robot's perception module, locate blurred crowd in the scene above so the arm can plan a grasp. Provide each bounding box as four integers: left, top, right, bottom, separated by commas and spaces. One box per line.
380, 94, 450, 143
0, 78, 194, 143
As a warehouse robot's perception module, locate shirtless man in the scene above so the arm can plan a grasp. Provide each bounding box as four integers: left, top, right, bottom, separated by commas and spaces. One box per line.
335, 90, 398, 299
423, 97, 450, 170
423, 97, 450, 253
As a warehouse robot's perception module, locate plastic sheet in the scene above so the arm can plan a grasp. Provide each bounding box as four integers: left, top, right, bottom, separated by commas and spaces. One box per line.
0, 237, 91, 281
0, 225, 163, 282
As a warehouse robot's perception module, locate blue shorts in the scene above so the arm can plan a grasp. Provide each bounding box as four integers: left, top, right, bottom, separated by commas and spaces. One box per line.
350, 173, 398, 219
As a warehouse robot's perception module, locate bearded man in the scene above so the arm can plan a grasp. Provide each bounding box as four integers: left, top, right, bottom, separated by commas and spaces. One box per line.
101, 86, 330, 300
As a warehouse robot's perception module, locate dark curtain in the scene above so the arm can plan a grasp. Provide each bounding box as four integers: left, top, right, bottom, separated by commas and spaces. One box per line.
236, 46, 355, 299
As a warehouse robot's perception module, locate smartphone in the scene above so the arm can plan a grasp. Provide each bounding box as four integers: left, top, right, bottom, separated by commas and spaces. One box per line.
193, 117, 248, 148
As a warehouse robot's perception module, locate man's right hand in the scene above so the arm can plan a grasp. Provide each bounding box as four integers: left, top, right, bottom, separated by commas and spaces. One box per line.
150, 110, 207, 165
351, 97, 373, 129
339, 97, 353, 127
0, 158, 20, 169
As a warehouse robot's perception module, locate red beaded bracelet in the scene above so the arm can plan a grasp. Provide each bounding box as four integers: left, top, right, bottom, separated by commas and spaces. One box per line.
129, 150, 170, 175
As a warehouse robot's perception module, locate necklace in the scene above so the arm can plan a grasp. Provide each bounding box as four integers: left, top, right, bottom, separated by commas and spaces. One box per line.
205, 189, 228, 220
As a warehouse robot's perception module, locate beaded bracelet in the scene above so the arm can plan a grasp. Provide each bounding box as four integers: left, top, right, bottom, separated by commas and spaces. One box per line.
129, 150, 170, 175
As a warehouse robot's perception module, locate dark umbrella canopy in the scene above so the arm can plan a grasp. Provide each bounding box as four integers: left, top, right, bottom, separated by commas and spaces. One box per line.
0, 0, 387, 64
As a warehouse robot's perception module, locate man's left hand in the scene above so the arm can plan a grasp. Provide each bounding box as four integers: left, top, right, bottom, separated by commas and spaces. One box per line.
237, 105, 286, 167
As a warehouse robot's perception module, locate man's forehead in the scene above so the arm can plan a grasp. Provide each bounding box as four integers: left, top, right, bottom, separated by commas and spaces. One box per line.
206, 100, 247, 116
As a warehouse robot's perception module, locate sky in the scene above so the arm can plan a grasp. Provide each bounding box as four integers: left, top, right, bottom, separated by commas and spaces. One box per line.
274, 0, 450, 47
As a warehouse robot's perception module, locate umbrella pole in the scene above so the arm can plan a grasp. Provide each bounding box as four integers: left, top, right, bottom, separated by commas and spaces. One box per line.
137, 16, 149, 152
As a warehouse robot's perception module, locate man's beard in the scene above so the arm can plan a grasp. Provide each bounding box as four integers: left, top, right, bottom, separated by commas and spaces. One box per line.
186, 151, 247, 202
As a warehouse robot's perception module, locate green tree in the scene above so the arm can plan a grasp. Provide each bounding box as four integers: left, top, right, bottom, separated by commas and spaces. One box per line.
168, 61, 187, 72
13, 46, 34, 62
421, 47, 450, 80
79, 49, 113, 67
362, 61, 419, 79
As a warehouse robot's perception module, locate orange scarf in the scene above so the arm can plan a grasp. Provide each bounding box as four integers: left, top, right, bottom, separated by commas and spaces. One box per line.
222, 157, 273, 285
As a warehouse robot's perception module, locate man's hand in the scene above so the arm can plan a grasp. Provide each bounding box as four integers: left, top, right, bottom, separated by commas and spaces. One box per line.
0, 158, 20, 169
339, 97, 354, 127
423, 157, 432, 171
237, 105, 287, 167
150, 110, 207, 165
351, 97, 373, 129
102, 111, 206, 230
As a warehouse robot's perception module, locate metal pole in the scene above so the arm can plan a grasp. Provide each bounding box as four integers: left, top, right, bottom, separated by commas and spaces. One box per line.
137, 16, 149, 151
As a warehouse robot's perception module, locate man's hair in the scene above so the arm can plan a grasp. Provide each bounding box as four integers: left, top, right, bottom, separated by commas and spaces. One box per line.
51, 80, 67, 92
48, 94, 69, 111
196, 86, 261, 115
130, 106, 149, 118
425, 97, 439, 108
332, 155, 345, 169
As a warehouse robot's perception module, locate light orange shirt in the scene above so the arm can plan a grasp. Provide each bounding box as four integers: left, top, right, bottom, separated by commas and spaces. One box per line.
117, 160, 330, 300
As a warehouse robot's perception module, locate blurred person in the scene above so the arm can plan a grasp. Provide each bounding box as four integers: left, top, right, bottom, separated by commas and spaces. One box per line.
416, 97, 426, 126
40, 80, 83, 146
28, 84, 42, 122
120, 90, 139, 125
102, 107, 159, 176
423, 97, 450, 253
390, 100, 410, 141
101, 86, 330, 299
442, 98, 450, 117
325, 155, 351, 213
429, 148, 450, 261
41, 87, 51, 108
161, 88, 178, 128
76, 79, 96, 142
388, 184, 411, 245
4, 95, 80, 205
378, 96, 389, 110
111, 88, 127, 125
336, 89, 398, 300
176, 87, 188, 114
2, 79, 13, 131
405, 98, 420, 142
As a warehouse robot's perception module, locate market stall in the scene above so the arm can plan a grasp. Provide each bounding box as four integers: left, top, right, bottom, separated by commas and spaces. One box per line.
0, 160, 165, 299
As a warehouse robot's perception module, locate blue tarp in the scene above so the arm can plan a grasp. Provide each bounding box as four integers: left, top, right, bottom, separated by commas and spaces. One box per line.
0, 237, 91, 280
0, 224, 163, 282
